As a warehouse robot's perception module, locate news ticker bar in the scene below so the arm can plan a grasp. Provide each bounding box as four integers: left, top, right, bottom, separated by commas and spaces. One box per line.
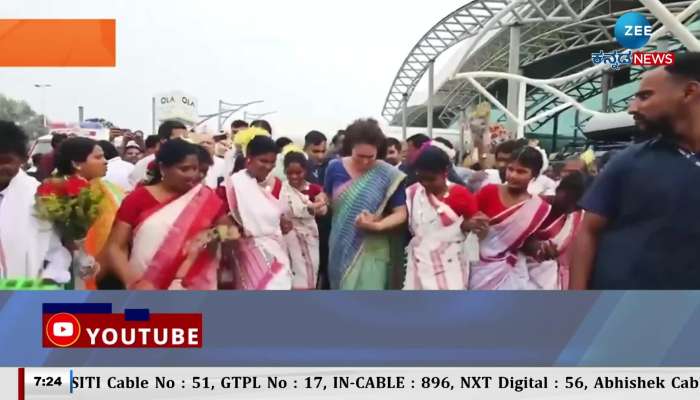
12, 367, 700, 399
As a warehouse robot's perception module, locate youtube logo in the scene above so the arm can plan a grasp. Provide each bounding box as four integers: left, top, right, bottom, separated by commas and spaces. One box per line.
53, 322, 73, 337
42, 303, 203, 348
45, 313, 81, 347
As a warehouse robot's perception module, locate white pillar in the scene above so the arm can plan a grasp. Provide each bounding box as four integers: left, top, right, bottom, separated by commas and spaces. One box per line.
516, 80, 527, 139
459, 108, 467, 162
402, 93, 408, 141
427, 60, 435, 138
217, 100, 224, 132
41, 88, 47, 128
640, 0, 700, 51
151, 97, 156, 134
601, 71, 611, 112
507, 25, 521, 133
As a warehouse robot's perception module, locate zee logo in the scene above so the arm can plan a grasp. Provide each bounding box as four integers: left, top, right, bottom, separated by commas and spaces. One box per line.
614, 12, 652, 49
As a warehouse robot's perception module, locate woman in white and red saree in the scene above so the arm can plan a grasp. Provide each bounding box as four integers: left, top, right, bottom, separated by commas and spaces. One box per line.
280, 151, 328, 290
404, 144, 479, 290
105, 139, 227, 290
220, 135, 293, 290
469, 147, 552, 290
527, 171, 586, 290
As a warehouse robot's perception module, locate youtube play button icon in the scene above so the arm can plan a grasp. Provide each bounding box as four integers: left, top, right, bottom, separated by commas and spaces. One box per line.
45, 313, 81, 347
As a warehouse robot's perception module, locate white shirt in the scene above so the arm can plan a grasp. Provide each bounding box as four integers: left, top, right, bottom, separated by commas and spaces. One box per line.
204, 156, 226, 189
272, 157, 287, 183
528, 174, 557, 196
223, 149, 237, 178
534, 145, 550, 175
105, 157, 135, 192
129, 153, 155, 188
477, 169, 556, 196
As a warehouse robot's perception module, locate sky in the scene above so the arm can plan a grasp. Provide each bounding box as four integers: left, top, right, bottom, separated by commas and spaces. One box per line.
0, 0, 466, 141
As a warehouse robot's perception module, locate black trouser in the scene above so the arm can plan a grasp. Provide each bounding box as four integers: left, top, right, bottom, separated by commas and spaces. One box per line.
316, 213, 332, 290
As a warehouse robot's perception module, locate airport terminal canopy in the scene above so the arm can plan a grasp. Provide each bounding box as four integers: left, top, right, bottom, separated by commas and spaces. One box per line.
382, 0, 700, 149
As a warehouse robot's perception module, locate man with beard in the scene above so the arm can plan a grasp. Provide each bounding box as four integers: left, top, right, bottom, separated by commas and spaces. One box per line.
384, 137, 402, 167
304, 130, 328, 185
571, 52, 700, 289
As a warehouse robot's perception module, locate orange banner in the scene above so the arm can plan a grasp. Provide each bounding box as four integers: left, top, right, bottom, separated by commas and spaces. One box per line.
0, 19, 115, 67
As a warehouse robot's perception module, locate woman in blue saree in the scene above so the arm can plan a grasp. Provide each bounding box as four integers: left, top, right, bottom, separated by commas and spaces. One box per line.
324, 119, 407, 290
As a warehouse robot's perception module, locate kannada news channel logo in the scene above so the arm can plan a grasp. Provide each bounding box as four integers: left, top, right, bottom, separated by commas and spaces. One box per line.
591, 11, 675, 70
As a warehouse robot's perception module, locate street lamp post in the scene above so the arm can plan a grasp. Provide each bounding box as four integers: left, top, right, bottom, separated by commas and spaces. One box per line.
34, 84, 52, 127
215, 100, 264, 132
196, 100, 264, 130
244, 110, 277, 121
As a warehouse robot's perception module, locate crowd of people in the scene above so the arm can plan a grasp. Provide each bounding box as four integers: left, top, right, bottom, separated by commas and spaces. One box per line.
0, 52, 698, 290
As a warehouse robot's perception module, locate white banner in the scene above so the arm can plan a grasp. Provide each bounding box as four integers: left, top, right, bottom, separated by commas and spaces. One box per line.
154, 91, 198, 125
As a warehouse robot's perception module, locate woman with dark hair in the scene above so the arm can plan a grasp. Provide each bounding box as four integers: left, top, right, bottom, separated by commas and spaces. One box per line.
221, 135, 293, 290
272, 137, 294, 180
224, 126, 270, 176
469, 146, 552, 290
55, 137, 108, 179
55, 137, 124, 289
404, 143, 479, 290
195, 144, 214, 184
324, 118, 407, 290
527, 171, 586, 290
280, 150, 328, 290
105, 139, 228, 290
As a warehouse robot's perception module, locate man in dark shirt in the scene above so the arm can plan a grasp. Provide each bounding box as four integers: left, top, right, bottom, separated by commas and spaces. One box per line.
304, 130, 328, 185
571, 52, 700, 289
325, 130, 346, 160
398, 133, 429, 177
301, 130, 332, 289
384, 137, 402, 167
399, 134, 466, 187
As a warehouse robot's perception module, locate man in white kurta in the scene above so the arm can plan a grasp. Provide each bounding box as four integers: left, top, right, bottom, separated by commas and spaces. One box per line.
0, 121, 71, 283
128, 120, 188, 187
105, 154, 135, 192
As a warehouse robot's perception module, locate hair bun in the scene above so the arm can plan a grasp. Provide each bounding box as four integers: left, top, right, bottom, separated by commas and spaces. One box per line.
429, 141, 456, 160
282, 144, 305, 157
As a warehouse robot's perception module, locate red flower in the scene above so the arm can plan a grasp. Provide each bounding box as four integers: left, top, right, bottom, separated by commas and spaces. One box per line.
37, 179, 65, 197
37, 182, 56, 196
64, 176, 89, 197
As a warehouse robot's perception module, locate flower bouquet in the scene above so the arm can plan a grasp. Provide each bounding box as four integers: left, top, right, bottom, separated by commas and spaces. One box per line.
488, 123, 511, 152
35, 176, 104, 289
